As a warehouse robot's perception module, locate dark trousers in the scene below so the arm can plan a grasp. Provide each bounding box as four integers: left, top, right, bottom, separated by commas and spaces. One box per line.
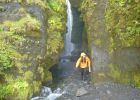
80, 68, 88, 80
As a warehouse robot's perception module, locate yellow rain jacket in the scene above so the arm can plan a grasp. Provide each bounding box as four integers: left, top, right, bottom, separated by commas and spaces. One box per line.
76, 56, 91, 68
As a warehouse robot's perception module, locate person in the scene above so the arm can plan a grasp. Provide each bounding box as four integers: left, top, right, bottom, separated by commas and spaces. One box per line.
75, 52, 91, 80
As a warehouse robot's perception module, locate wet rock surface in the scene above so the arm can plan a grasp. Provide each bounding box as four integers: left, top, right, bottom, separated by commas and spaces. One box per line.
50, 59, 140, 100
76, 87, 88, 97
57, 72, 140, 100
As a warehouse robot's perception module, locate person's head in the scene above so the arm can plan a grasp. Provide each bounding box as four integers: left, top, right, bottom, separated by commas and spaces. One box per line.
80, 52, 86, 58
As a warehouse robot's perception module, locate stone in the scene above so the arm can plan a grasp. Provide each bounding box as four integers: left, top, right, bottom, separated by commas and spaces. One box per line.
76, 87, 88, 97
106, 90, 111, 95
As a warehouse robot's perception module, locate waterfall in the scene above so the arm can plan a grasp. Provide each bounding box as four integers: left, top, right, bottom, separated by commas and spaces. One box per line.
64, 0, 74, 56
31, 1, 74, 100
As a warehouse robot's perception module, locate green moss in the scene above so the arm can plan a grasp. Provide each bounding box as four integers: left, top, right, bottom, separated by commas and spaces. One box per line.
108, 64, 140, 88
48, 0, 66, 12
0, 0, 47, 9
0, 0, 67, 99
0, 77, 30, 100
94, 39, 102, 46
79, 0, 96, 47
2, 74, 41, 99
91, 72, 107, 84
45, 70, 52, 81
80, 0, 96, 21
0, 12, 41, 72
1, 74, 42, 99
105, 0, 140, 49
120, 71, 130, 84
0, 84, 11, 100
46, 0, 66, 58
24, 71, 33, 81
1, 14, 41, 37
108, 64, 121, 81
25, 0, 47, 9
105, 0, 140, 88
108, 37, 115, 55
133, 72, 140, 88
12, 80, 29, 100
32, 81, 41, 93
37, 67, 44, 81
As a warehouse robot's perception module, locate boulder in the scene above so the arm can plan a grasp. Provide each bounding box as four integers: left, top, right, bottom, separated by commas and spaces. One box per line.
76, 87, 88, 97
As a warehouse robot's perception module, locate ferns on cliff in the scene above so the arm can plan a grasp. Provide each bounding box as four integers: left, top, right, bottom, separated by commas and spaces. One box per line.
0, 13, 41, 73
106, 0, 140, 48
80, 0, 96, 23
106, 0, 140, 87
46, 0, 66, 56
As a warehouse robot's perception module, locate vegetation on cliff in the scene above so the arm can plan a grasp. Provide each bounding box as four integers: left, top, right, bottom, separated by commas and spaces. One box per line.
46, 0, 66, 65
105, 0, 140, 87
0, 7, 42, 100
79, 0, 97, 47
79, 0, 140, 88
0, 0, 66, 99
106, 0, 140, 52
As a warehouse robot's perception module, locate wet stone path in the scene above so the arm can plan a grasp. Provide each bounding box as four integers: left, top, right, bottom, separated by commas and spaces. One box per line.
31, 57, 140, 100
57, 72, 140, 100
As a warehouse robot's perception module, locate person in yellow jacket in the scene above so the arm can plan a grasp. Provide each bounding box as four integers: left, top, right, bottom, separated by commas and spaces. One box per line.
76, 52, 91, 80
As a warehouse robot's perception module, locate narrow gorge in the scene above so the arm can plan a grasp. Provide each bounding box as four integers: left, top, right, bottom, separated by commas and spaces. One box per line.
0, 0, 140, 100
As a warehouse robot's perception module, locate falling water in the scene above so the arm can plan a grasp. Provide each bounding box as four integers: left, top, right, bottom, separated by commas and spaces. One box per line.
31, 0, 73, 100
64, 0, 74, 56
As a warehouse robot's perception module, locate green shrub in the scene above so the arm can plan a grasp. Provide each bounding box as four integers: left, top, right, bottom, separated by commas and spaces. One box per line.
0, 79, 30, 100
105, 0, 140, 88
1, 14, 41, 37
0, 13, 41, 72
108, 64, 121, 81
0, 50, 13, 71
12, 80, 29, 100
105, 0, 140, 50
0, 0, 47, 9
80, 0, 96, 22
133, 72, 140, 88
46, 0, 66, 56
0, 84, 11, 100
24, 71, 33, 81
48, 0, 66, 12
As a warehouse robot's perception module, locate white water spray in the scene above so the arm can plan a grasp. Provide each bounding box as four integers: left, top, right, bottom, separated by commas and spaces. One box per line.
31, 87, 65, 100
64, 0, 74, 56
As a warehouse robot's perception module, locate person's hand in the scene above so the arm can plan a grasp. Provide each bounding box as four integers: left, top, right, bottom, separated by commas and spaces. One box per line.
89, 67, 91, 72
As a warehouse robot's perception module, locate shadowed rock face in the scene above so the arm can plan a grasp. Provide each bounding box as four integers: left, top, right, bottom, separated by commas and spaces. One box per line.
113, 47, 140, 69
77, 0, 140, 85
81, 0, 110, 70
69, 0, 83, 8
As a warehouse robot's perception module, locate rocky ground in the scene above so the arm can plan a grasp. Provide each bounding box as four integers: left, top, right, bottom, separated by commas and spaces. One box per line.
31, 58, 140, 100
57, 70, 140, 100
